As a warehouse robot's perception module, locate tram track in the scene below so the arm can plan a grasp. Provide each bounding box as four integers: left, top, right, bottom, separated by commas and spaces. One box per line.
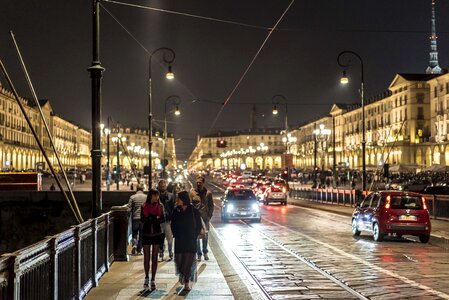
195, 177, 449, 299
189, 176, 369, 299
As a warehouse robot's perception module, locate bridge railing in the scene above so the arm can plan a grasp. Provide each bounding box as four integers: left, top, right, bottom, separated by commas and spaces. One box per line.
0, 205, 130, 300
290, 186, 449, 221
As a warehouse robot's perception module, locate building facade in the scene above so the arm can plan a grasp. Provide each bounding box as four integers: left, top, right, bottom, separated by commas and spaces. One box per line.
0, 82, 177, 173
188, 128, 286, 171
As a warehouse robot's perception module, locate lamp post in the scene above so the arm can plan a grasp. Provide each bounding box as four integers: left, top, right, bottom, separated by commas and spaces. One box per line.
148, 47, 175, 189
272, 95, 288, 152
112, 133, 126, 191
101, 118, 111, 191
256, 143, 269, 171
282, 133, 297, 154
89, 0, 105, 217
313, 124, 331, 185
338, 50, 366, 191
163, 95, 181, 179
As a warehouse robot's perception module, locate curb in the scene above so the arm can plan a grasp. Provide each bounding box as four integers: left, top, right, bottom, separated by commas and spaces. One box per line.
288, 197, 449, 249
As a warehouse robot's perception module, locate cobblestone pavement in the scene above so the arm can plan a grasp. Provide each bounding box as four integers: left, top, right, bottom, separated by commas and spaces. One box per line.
208, 181, 449, 300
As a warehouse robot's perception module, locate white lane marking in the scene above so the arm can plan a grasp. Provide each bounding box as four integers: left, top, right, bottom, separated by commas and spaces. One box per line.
263, 218, 449, 299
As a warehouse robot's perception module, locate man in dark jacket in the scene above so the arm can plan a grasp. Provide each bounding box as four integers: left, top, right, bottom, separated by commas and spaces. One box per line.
192, 176, 214, 261
157, 179, 175, 261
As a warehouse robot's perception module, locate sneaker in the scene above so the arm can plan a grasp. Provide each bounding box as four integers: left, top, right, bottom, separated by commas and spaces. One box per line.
169, 252, 174, 260
204, 253, 209, 260
143, 277, 149, 290
197, 254, 202, 261
131, 246, 137, 255
159, 252, 164, 261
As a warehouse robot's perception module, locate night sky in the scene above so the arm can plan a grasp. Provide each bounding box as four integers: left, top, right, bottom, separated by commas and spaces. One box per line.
1, 0, 449, 160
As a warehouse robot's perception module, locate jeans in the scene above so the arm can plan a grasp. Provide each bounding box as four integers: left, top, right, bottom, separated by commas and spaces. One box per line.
196, 232, 208, 256
160, 221, 173, 255
131, 219, 142, 252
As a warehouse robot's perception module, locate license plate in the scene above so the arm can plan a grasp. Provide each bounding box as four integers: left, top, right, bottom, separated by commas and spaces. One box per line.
399, 215, 417, 221
240, 212, 248, 215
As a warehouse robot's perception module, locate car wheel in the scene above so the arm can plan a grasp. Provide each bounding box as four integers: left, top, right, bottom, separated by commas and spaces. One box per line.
419, 234, 430, 243
352, 219, 361, 236
373, 223, 384, 242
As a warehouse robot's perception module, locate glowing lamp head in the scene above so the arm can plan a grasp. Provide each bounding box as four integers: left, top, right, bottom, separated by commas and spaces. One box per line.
340, 70, 349, 84
166, 65, 174, 80
272, 105, 278, 115
174, 105, 181, 116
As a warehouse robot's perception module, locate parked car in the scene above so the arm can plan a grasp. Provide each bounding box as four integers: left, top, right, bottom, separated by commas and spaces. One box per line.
422, 185, 449, 195
263, 179, 288, 205
352, 191, 431, 243
221, 188, 261, 223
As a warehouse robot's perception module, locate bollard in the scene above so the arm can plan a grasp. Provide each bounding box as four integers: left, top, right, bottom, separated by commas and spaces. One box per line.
111, 206, 130, 262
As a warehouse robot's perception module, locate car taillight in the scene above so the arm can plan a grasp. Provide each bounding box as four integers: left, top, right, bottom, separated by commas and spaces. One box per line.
422, 197, 428, 210
385, 195, 391, 209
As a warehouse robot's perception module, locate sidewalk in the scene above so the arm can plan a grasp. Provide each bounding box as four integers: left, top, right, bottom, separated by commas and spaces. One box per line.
85, 246, 233, 300
288, 196, 449, 248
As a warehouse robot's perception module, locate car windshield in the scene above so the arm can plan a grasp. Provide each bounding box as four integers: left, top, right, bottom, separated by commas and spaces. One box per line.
227, 190, 256, 200
390, 196, 423, 209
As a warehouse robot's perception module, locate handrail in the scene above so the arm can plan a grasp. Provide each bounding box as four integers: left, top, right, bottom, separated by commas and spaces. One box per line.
0, 205, 130, 299
290, 186, 449, 220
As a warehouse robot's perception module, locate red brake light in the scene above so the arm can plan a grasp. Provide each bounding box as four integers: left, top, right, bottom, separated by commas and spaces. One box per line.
422, 197, 428, 210
385, 195, 391, 209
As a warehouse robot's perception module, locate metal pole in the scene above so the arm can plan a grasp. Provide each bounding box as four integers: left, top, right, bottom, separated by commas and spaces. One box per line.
148, 61, 153, 189
163, 101, 167, 179
285, 103, 288, 153
314, 123, 317, 179
116, 137, 120, 191
148, 47, 175, 190
333, 116, 337, 187
88, 0, 105, 217
106, 117, 110, 191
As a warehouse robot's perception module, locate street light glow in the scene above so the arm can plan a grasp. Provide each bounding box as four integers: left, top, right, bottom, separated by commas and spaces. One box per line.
272, 105, 278, 115
166, 65, 174, 80
174, 105, 181, 115
340, 70, 349, 84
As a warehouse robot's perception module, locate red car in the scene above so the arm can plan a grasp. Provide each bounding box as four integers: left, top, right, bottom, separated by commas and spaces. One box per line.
352, 191, 431, 243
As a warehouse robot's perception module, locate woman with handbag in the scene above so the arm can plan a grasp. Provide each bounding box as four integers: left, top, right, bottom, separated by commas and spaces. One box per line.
141, 189, 165, 291
171, 191, 202, 291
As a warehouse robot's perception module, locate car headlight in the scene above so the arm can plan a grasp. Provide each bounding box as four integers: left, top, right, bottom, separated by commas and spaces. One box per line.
252, 203, 260, 211
226, 204, 234, 213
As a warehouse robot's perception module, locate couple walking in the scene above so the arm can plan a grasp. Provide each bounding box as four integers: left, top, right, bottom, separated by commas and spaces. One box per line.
128, 176, 214, 292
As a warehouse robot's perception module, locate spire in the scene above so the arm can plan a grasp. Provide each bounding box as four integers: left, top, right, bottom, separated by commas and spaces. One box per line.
426, 0, 442, 74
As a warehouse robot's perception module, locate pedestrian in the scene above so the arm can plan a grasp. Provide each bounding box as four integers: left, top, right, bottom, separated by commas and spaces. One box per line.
171, 190, 202, 292
50, 183, 56, 191
157, 179, 175, 261
141, 189, 165, 291
128, 184, 146, 255
190, 176, 214, 261
81, 173, 86, 184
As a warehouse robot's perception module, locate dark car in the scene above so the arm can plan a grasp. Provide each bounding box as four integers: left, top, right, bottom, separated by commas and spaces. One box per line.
221, 188, 261, 223
352, 191, 431, 243
263, 179, 288, 205
422, 185, 449, 195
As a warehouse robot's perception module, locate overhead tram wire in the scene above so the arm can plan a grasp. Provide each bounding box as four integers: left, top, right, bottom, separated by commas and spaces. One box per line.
10, 31, 84, 223
100, 3, 201, 107
102, 0, 267, 30
208, 0, 296, 132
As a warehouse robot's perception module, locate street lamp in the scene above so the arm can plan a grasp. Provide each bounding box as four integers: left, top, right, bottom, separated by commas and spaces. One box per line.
337, 50, 366, 191
163, 95, 181, 179
282, 133, 297, 154
148, 47, 175, 189
256, 143, 269, 170
101, 118, 112, 191
272, 95, 288, 152
313, 124, 331, 185
112, 133, 126, 190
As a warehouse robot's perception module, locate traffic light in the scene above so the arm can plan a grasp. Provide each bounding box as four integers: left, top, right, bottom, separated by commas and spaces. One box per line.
216, 139, 227, 148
